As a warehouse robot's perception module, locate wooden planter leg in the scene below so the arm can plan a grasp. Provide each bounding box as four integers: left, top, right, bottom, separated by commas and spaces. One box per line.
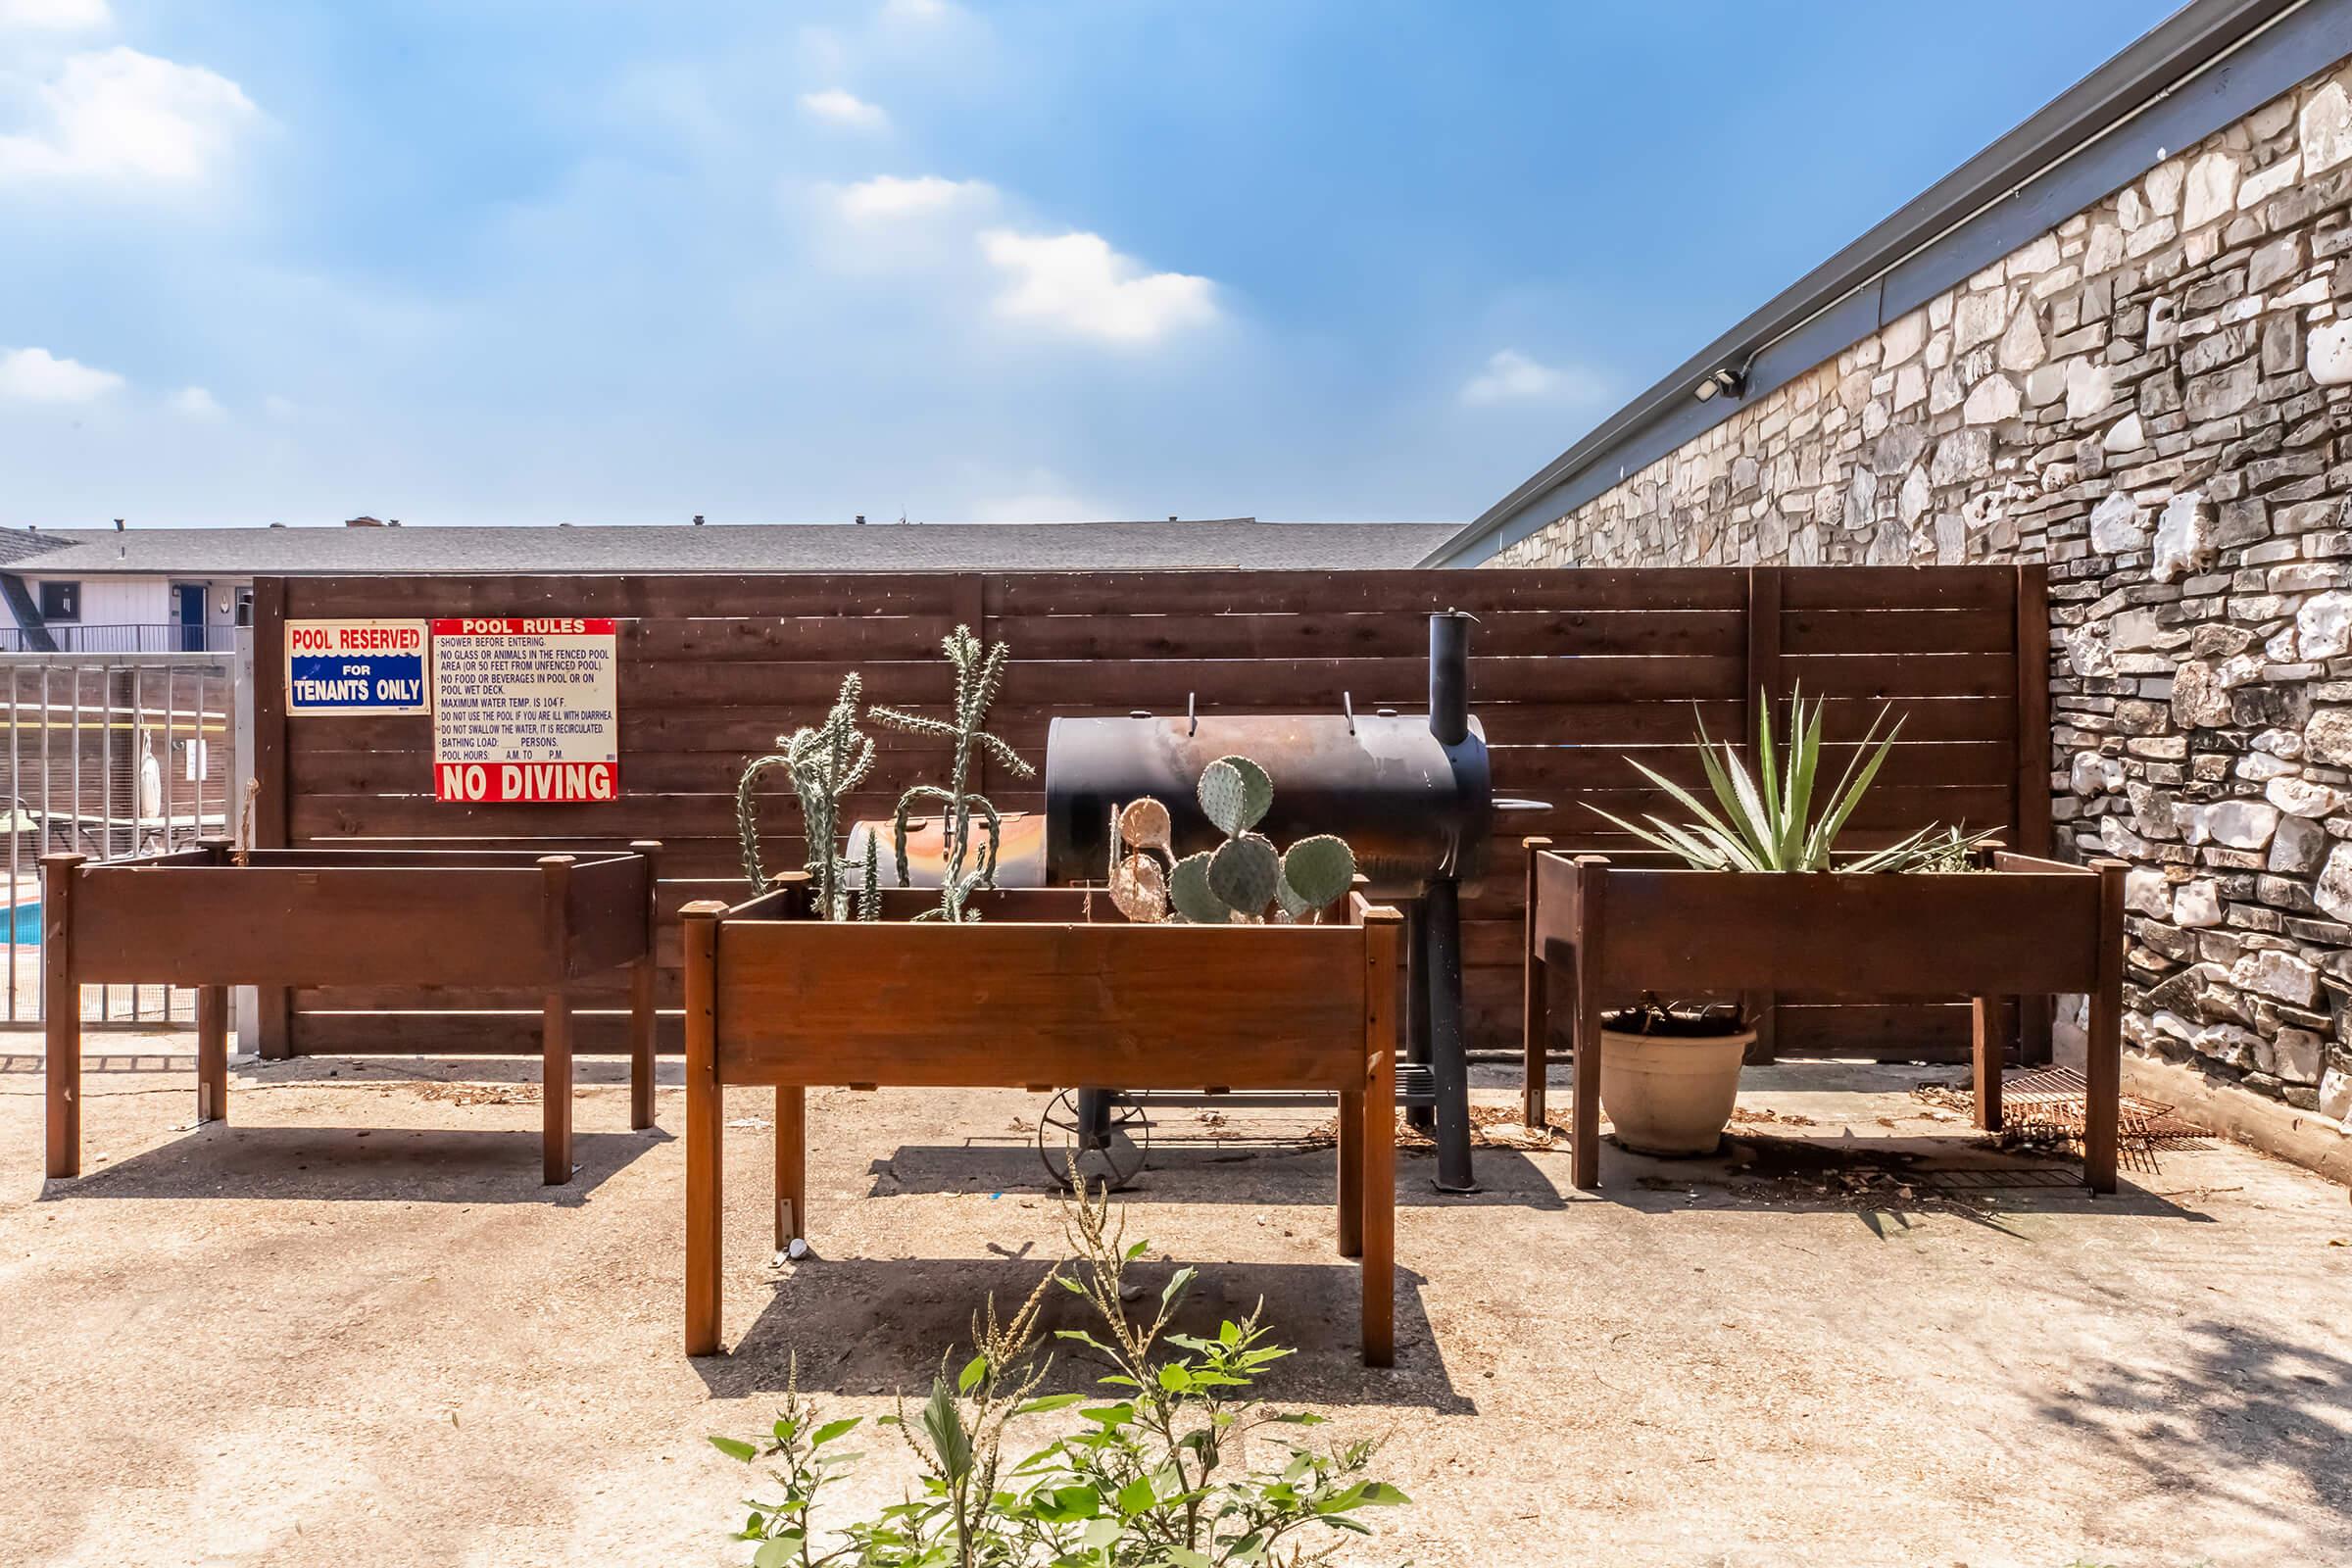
43, 853, 83, 1180
1521, 837, 1550, 1128
1569, 856, 1608, 1193
629, 840, 662, 1132
1361, 908, 1399, 1368
539, 855, 576, 1187
543, 989, 573, 1186
775, 1085, 805, 1250
683, 901, 724, 1356
2085, 859, 2128, 1195
194, 835, 231, 1127
629, 954, 656, 1133
197, 984, 229, 1125
1337, 1089, 1363, 1259
1971, 996, 2003, 1133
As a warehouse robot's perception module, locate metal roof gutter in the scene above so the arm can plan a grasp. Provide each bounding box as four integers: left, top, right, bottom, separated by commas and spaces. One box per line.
1426, 0, 2348, 566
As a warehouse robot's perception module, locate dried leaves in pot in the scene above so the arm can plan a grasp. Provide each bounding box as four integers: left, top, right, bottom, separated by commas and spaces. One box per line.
1601, 993, 1748, 1039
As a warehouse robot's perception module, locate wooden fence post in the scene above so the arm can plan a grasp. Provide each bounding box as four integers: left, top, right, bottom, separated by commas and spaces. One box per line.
539, 854, 576, 1186
2016, 563, 2055, 1064
1743, 567, 1782, 1062
629, 839, 662, 1132
251, 576, 292, 1059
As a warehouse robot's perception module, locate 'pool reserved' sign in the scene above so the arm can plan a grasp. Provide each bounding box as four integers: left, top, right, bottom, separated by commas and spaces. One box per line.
430, 617, 620, 803
285, 619, 431, 714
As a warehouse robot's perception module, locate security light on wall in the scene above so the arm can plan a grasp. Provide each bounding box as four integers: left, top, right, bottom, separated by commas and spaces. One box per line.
1693, 366, 1745, 402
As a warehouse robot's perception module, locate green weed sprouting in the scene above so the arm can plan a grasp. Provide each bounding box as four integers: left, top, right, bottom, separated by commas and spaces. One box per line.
710, 1183, 1408, 1566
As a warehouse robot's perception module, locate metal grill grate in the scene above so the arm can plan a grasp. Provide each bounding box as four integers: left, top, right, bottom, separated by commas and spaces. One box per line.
1999, 1065, 2210, 1175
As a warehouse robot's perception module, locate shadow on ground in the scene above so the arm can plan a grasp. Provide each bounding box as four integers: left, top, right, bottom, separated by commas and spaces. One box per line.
870, 1139, 1566, 1209
2035, 1318, 2352, 1525
696, 1254, 1469, 1413
41, 1122, 668, 1204
1575, 1129, 2220, 1233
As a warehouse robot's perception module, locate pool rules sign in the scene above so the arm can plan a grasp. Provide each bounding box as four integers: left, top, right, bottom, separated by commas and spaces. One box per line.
431, 617, 621, 803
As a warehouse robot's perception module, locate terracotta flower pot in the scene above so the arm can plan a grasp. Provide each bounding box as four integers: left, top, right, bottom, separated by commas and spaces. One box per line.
1598, 1025, 1755, 1157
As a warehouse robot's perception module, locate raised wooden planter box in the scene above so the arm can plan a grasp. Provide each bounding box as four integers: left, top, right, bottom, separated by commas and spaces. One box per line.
1519, 840, 2129, 1191
42, 840, 662, 1186
680, 882, 1403, 1365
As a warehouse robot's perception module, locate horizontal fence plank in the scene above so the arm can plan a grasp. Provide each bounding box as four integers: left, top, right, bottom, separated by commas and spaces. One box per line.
994, 609, 1745, 662
1488, 740, 2018, 794
1776, 566, 2016, 612
1781, 606, 2014, 656
988, 569, 1750, 615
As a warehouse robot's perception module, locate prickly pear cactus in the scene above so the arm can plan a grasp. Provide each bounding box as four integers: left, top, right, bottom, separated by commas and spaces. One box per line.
1110, 853, 1168, 922
1198, 756, 1272, 836
1156, 756, 1356, 924
1105, 797, 1176, 922
1279, 834, 1356, 912
1207, 834, 1281, 914
1169, 851, 1227, 923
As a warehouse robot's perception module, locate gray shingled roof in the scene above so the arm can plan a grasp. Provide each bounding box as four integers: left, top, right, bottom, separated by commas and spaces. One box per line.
0, 518, 1460, 574
0, 529, 69, 567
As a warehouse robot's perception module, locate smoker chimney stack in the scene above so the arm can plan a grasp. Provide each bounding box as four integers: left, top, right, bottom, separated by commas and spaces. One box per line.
1429, 610, 1471, 747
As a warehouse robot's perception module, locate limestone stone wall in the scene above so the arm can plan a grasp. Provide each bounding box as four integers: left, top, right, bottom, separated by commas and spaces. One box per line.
1493, 61, 2352, 1129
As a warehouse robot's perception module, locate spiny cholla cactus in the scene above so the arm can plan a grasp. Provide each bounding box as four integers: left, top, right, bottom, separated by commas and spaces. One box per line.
868, 625, 1033, 921
737, 672, 880, 920
1118, 756, 1356, 925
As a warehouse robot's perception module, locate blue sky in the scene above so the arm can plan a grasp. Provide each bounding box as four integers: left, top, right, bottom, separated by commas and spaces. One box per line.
0, 0, 2182, 529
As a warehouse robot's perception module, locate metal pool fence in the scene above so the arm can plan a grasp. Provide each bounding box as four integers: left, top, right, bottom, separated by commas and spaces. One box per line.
2, 652, 243, 1027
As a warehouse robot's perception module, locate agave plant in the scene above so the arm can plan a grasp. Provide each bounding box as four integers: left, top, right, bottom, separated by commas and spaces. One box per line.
1590, 688, 1991, 873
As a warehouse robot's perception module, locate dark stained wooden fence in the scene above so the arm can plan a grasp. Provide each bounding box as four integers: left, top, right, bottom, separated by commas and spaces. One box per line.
253, 564, 2050, 1062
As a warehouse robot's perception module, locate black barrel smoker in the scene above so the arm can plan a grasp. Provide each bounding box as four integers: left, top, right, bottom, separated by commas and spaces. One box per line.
1043, 611, 1499, 1192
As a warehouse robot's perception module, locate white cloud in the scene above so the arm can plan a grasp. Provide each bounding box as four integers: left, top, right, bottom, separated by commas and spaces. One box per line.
799, 88, 888, 130
979, 229, 1217, 346
0, 47, 258, 184
1459, 348, 1608, 408
880, 0, 955, 24
832, 172, 994, 221
964, 467, 1102, 522
169, 385, 223, 418
0, 0, 111, 28
0, 345, 124, 403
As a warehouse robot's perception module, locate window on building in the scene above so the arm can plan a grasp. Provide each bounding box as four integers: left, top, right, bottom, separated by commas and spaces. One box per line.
234, 587, 254, 627
38, 581, 79, 621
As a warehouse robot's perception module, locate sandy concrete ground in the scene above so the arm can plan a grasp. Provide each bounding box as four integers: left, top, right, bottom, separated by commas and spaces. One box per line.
1, 1034, 2347, 1568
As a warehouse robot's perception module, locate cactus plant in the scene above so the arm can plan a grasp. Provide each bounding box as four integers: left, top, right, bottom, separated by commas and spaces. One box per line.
1197, 755, 1272, 837
1193, 756, 1355, 922
867, 625, 1034, 922
1111, 756, 1356, 924
1108, 799, 1175, 923
737, 672, 880, 920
